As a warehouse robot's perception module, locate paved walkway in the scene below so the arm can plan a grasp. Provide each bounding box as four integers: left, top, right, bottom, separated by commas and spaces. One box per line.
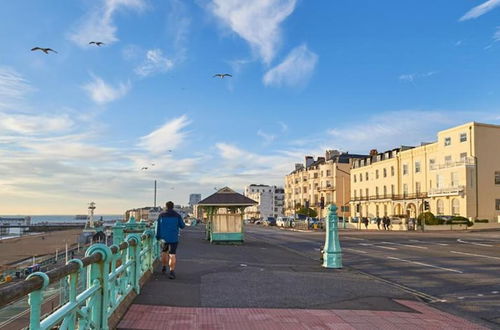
118, 226, 486, 329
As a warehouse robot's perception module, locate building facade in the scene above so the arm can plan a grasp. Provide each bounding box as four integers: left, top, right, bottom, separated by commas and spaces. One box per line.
188, 194, 201, 206
244, 184, 285, 220
349, 122, 500, 222
284, 150, 366, 219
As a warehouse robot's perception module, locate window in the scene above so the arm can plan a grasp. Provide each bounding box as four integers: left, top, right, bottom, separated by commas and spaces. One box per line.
436, 174, 444, 189
496, 199, 500, 211
460, 152, 467, 161
353, 190, 357, 198
326, 170, 331, 176
444, 137, 451, 146
365, 172, 369, 180
383, 186, 387, 197
375, 186, 379, 197
415, 182, 421, 194
365, 188, 369, 197
415, 161, 421, 173
360, 189, 363, 197
354, 175, 357, 183
403, 184, 408, 196
451, 172, 458, 187
429, 159, 435, 168
376, 169, 379, 179
403, 164, 408, 175
452, 199, 460, 216
303, 187, 307, 193
360, 173, 363, 182
383, 168, 387, 177
384, 205, 387, 216
460, 133, 467, 143
437, 199, 444, 215
391, 166, 395, 176
495, 171, 500, 185
445, 155, 452, 164
391, 184, 395, 195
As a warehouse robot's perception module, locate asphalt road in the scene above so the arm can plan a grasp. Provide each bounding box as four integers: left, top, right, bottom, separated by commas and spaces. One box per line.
246, 225, 500, 329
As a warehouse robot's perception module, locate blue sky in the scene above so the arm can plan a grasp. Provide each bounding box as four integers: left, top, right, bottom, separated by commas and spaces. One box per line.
1, 0, 500, 214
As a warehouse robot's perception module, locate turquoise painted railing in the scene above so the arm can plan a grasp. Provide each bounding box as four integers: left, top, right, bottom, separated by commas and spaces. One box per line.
0, 220, 160, 330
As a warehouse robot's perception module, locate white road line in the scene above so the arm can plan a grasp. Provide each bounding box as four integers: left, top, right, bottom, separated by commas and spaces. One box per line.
381, 241, 428, 249
409, 239, 422, 242
360, 243, 397, 250
450, 250, 500, 260
492, 291, 499, 294
343, 248, 368, 254
344, 237, 365, 241
438, 243, 449, 246
457, 239, 493, 247
386, 256, 463, 274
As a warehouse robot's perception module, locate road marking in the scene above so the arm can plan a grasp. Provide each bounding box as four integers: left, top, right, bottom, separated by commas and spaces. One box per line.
457, 239, 493, 247
450, 250, 500, 260
343, 248, 368, 254
359, 242, 397, 250
492, 291, 499, 294
344, 237, 365, 241
381, 241, 428, 249
438, 243, 449, 246
458, 297, 465, 300
409, 239, 422, 243
477, 294, 483, 297
386, 256, 463, 274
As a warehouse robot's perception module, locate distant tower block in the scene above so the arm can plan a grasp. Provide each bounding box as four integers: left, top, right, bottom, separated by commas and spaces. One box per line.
88, 202, 96, 228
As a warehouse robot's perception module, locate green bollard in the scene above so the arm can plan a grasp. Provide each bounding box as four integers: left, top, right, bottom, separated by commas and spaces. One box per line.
322, 204, 342, 268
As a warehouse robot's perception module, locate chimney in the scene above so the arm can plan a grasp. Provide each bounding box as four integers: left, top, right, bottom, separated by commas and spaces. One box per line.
305, 156, 314, 167
369, 149, 378, 156
325, 149, 340, 160
317, 157, 325, 163
295, 163, 304, 171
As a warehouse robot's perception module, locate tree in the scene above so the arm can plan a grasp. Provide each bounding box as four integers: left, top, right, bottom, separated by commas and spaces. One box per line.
296, 207, 317, 217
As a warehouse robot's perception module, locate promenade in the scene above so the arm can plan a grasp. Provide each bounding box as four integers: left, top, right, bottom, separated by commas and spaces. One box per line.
118, 226, 485, 329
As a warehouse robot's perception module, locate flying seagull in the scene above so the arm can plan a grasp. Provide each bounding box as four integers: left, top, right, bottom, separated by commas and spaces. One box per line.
89, 41, 104, 46
31, 47, 58, 54
213, 73, 232, 79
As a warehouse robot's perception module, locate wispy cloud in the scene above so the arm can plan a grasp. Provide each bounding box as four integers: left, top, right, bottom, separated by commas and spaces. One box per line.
138, 115, 191, 154
257, 129, 276, 145
135, 49, 175, 77
208, 0, 297, 63
83, 74, 131, 104
0, 67, 33, 109
460, 0, 500, 21
0, 113, 73, 135
278, 121, 288, 132
166, 0, 191, 62
263, 44, 318, 88
68, 0, 146, 47
398, 71, 437, 83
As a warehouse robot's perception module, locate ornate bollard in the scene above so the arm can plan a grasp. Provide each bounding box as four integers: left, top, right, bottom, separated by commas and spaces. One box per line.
322, 204, 342, 268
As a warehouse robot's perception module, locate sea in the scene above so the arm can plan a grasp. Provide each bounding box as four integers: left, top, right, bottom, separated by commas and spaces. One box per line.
0, 215, 123, 224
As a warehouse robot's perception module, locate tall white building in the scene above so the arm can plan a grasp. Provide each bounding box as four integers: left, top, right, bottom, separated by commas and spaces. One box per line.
188, 194, 201, 206
244, 184, 285, 220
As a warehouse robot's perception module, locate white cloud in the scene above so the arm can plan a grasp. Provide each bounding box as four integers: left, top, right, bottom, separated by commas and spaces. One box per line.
135, 49, 175, 77
0, 67, 33, 109
68, 0, 146, 47
166, 0, 191, 61
209, 0, 297, 63
460, 0, 500, 21
0, 113, 73, 135
138, 115, 191, 154
257, 129, 276, 145
263, 44, 318, 87
398, 71, 437, 83
83, 75, 130, 104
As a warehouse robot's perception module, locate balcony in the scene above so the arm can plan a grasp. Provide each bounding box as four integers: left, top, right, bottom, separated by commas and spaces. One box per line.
316, 184, 334, 191
428, 185, 465, 197
430, 157, 475, 170
350, 193, 428, 202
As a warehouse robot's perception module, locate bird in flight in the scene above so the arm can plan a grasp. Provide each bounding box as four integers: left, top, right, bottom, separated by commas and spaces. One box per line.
213, 73, 232, 79
31, 47, 58, 54
89, 41, 104, 47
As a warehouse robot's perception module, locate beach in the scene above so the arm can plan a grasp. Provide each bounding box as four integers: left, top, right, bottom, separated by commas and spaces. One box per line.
0, 229, 82, 267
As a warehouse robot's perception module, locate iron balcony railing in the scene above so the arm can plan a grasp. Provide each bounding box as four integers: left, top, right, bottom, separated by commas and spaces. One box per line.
430, 157, 475, 170
0, 218, 159, 330
350, 193, 428, 202
428, 185, 465, 197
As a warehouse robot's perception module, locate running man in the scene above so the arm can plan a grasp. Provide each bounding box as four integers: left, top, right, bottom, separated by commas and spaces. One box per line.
156, 201, 185, 279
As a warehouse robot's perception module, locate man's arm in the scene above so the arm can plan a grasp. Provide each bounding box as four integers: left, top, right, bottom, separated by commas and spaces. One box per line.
156, 216, 161, 240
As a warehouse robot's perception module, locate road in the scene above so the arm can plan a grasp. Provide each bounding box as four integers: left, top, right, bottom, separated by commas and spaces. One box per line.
246, 225, 500, 328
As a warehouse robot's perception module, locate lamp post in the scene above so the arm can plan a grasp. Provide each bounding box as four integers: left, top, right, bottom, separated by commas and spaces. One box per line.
322, 204, 342, 268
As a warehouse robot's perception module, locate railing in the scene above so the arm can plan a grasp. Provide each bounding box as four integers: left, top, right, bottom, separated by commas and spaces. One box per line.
0, 219, 159, 330
430, 157, 475, 170
350, 193, 428, 202
428, 185, 465, 197
316, 184, 334, 191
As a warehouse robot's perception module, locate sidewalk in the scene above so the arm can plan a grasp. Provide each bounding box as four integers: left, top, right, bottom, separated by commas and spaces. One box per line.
118, 226, 486, 329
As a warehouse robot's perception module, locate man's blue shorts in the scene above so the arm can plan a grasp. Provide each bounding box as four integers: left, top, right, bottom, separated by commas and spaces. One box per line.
161, 242, 178, 255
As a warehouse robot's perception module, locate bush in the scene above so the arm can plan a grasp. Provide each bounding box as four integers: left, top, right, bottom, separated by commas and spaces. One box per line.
417, 212, 444, 225
475, 219, 489, 223
296, 207, 317, 218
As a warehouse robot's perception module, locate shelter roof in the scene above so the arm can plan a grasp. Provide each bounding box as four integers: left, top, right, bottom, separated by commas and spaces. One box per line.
198, 187, 257, 207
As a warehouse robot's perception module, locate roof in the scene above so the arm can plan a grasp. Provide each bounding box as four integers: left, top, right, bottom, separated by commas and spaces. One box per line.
198, 187, 257, 206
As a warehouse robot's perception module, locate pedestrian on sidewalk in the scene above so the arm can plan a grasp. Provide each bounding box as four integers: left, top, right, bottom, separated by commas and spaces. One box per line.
156, 201, 185, 279
376, 216, 381, 230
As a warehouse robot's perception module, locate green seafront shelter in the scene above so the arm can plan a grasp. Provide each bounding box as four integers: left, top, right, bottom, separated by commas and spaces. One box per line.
198, 187, 257, 243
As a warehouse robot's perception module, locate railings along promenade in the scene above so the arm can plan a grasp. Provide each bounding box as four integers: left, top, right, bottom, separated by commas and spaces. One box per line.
0, 218, 160, 330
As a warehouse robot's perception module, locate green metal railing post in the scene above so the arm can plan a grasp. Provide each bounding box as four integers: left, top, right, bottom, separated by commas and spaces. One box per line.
112, 222, 125, 245
26, 272, 50, 330
85, 243, 113, 330
143, 229, 155, 272
126, 233, 142, 293
60, 259, 84, 329
322, 204, 342, 268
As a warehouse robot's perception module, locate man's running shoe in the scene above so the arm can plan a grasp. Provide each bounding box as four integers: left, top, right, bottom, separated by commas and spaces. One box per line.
169, 271, 176, 279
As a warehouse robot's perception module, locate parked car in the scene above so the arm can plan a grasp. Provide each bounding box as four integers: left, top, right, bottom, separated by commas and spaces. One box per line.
264, 217, 276, 226
350, 217, 360, 223
276, 217, 292, 227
